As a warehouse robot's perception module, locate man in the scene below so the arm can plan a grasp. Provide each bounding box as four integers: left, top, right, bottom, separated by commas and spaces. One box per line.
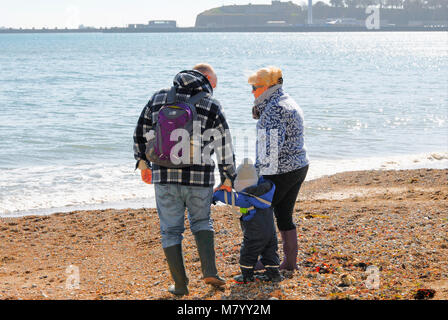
133, 63, 236, 296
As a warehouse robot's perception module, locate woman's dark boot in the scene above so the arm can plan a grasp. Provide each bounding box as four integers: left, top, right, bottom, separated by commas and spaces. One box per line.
279, 229, 299, 271
163, 244, 189, 296
194, 230, 226, 287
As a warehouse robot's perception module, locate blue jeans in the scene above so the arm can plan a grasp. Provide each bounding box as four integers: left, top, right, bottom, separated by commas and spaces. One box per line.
154, 183, 214, 248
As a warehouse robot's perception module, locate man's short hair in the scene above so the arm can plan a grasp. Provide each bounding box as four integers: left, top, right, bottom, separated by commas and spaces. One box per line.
193, 63, 215, 76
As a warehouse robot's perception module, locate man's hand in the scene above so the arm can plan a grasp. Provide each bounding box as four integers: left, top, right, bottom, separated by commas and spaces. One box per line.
214, 178, 232, 193
138, 160, 152, 185
141, 169, 152, 184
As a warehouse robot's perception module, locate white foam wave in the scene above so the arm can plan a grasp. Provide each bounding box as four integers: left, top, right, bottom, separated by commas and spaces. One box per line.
305, 151, 448, 181
1, 151, 446, 217
0, 163, 156, 217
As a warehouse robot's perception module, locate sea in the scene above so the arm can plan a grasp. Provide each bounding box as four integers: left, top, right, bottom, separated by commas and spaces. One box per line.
0, 32, 447, 217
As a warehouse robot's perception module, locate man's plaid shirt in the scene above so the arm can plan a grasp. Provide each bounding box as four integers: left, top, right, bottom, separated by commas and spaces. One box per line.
133, 70, 236, 187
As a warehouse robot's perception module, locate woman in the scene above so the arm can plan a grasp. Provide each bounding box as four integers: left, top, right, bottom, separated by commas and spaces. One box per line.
249, 66, 309, 271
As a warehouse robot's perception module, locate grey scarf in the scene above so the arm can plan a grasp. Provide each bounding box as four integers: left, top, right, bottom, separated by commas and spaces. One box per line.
252, 84, 283, 119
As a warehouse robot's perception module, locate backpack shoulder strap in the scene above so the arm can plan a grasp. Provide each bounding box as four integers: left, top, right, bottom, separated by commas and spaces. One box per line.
187, 90, 208, 106
239, 191, 272, 206
166, 86, 177, 105
151, 87, 176, 125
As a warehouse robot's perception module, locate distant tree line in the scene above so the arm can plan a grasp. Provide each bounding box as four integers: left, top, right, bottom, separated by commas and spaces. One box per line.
326, 0, 448, 9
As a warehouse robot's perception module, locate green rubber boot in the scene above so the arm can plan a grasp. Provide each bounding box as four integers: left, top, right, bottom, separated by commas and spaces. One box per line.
194, 230, 226, 287
163, 244, 189, 296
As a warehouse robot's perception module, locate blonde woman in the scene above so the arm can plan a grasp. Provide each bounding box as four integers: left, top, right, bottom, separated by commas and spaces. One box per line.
249, 67, 309, 271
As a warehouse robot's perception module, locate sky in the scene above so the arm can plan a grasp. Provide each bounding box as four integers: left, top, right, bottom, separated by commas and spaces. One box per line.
0, 0, 329, 29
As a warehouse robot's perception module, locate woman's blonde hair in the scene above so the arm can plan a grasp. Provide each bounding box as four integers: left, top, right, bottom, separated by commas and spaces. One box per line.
248, 66, 283, 87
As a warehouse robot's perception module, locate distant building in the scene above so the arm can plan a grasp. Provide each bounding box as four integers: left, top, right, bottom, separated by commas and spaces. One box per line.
128, 24, 148, 29
148, 20, 176, 28
128, 20, 177, 29
195, 1, 305, 28
324, 18, 364, 27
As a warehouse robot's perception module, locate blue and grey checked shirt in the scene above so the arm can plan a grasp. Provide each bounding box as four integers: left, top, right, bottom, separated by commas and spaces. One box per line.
133, 70, 236, 187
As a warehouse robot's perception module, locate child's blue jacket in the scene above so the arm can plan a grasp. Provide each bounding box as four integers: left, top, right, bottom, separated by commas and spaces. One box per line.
212, 177, 276, 221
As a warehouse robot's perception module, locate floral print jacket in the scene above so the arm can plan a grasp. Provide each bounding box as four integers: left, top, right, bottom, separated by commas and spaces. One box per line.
253, 84, 309, 175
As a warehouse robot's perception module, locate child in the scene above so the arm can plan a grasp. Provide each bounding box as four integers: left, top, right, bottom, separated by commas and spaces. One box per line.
213, 159, 282, 283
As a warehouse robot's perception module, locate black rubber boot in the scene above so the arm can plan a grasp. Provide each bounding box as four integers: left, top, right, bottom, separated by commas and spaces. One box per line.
256, 267, 283, 283
233, 268, 255, 284
194, 230, 226, 287
163, 244, 189, 296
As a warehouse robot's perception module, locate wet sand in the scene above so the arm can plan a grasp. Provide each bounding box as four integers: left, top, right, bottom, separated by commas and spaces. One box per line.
0, 169, 447, 300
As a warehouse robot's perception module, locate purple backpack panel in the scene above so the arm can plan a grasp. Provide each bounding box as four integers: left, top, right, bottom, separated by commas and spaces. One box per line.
155, 103, 194, 161
145, 86, 206, 168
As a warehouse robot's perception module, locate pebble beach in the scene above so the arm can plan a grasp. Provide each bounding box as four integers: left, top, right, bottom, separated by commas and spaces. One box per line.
0, 168, 447, 300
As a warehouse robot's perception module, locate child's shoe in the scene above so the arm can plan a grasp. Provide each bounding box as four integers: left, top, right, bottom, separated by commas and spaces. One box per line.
233, 269, 255, 284
256, 267, 283, 283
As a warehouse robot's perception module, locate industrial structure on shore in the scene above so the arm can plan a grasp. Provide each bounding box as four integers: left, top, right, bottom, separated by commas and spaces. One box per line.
193, 0, 446, 28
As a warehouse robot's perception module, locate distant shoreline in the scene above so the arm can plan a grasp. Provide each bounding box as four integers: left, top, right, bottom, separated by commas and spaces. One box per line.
1, 25, 447, 34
